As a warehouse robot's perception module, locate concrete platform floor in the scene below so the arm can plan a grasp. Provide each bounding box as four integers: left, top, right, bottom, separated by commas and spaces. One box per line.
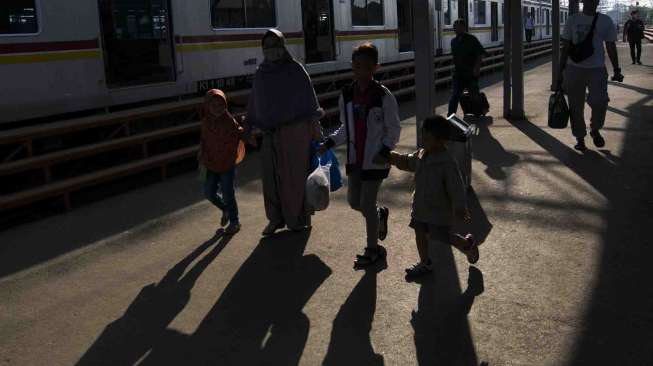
1, 43, 652, 366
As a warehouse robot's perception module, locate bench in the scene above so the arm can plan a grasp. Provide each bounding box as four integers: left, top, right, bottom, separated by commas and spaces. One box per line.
0, 122, 201, 180
0, 146, 198, 211
0, 98, 202, 161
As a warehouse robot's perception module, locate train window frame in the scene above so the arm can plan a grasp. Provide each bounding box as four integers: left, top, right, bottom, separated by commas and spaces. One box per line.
351, 0, 385, 27
209, 0, 278, 30
474, 0, 486, 25
443, 0, 453, 26
0, 0, 42, 37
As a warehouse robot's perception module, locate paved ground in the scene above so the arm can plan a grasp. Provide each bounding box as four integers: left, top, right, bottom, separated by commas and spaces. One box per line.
1, 44, 652, 366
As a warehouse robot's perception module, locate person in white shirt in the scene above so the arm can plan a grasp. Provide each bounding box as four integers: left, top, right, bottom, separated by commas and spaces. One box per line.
525, 14, 535, 43
558, 0, 623, 151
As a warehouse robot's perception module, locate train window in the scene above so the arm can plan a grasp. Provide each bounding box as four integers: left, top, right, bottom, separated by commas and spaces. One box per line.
352, 0, 384, 26
0, 0, 39, 35
211, 0, 276, 28
444, 0, 452, 25
474, 0, 486, 25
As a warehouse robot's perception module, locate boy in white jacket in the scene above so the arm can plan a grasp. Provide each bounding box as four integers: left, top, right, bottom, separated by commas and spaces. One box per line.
320, 43, 401, 268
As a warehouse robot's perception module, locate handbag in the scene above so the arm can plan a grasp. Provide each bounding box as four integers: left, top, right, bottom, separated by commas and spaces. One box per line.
548, 91, 570, 129
568, 14, 599, 63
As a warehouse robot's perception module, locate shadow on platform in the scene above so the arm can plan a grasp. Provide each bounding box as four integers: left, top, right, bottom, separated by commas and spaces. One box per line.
507, 80, 653, 364
323, 261, 387, 365
78, 229, 332, 365
411, 245, 484, 366
76, 230, 232, 365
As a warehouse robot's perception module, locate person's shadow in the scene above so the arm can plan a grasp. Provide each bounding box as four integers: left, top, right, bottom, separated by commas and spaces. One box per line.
464, 187, 494, 246
411, 242, 485, 366
76, 230, 233, 366
469, 116, 520, 180
322, 260, 388, 366
139, 229, 332, 365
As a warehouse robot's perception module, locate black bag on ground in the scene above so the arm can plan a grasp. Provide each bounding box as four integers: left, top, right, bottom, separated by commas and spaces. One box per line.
548, 91, 570, 129
568, 13, 599, 63
460, 91, 490, 117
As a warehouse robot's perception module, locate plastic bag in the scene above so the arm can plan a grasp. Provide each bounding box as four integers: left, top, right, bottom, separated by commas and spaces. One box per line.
548, 91, 569, 129
306, 163, 331, 211
310, 142, 343, 192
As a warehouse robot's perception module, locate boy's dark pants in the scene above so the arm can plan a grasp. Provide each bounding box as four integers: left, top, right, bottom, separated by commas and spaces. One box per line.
347, 168, 382, 249
204, 168, 239, 224
629, 39, 642, 63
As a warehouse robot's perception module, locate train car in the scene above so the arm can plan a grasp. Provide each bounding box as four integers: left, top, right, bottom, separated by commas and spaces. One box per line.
0, 0, 567, 125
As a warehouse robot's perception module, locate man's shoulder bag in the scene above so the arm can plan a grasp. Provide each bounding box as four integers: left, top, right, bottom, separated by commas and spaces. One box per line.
568, 13, 599, 63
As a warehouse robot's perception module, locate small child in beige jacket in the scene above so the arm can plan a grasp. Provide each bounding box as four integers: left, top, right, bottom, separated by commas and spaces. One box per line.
376, 115, 479, 279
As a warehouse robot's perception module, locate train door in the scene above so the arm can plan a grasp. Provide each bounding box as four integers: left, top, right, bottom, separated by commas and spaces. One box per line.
397, 0, 414, 52
490, 2, 498, 42
458, 0, 469, 31
546, 9, 550, 35
301, 0, 336, 63
98, 0, 176, 88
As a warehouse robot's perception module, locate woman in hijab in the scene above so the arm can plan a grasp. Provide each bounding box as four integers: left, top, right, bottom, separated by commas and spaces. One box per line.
247, 29, 324, 235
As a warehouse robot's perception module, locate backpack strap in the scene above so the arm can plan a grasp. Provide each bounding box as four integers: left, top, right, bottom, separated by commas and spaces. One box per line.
585, 13, 599, 42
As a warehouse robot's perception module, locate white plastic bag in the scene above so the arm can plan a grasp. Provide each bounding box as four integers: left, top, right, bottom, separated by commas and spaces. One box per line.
306, 163, 331, 211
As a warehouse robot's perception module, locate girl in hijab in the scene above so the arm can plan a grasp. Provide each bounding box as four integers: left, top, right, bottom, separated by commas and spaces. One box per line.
246, 29, 324, 235
199, 89, 246, 235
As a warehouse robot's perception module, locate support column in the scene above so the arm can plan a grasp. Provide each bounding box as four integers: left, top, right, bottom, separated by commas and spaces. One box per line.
510, 0, 525, 119
412, 0, 436, 147
503, 0, 512, 118
551, 0, 561, 90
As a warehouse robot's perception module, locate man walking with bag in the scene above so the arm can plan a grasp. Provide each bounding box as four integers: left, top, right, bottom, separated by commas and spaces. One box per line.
448, 19, 487, 117
623, 10, 645, 65
558, 0, 623, 151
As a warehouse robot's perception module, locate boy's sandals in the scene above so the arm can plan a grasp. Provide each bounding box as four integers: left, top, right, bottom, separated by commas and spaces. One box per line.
458, 234, 479, 264
289, 225, 312, 233
405, 260, 433, 278
354, 245, 387, 269
224, 222, 241, 235
378, 206, 390, 241
262, 221, 284, 236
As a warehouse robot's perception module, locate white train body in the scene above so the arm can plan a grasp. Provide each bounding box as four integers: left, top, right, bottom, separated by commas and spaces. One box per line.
0, 0, 567, 124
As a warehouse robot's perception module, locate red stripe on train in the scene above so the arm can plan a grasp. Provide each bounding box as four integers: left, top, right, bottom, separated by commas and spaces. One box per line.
176, 32, 304, 44
175, 29, 399, 44
0, 39, 99, 54
335, 29, 399, 36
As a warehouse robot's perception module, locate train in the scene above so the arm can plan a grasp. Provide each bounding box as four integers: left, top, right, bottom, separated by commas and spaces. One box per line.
0, 0, 568, 125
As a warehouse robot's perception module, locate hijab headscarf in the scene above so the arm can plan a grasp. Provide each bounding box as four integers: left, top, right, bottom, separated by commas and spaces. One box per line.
246, 29, 324, 131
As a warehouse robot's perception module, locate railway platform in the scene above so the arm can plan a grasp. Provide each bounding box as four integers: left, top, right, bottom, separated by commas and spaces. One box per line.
1, 43, 652, 366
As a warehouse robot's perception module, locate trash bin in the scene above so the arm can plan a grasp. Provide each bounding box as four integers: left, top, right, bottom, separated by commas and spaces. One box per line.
446, 114, 478, 188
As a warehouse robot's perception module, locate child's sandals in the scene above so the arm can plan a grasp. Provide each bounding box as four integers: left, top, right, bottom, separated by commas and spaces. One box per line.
458, 234, 479, 264
354, 245, 387, 269
220, 211, 229, 227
